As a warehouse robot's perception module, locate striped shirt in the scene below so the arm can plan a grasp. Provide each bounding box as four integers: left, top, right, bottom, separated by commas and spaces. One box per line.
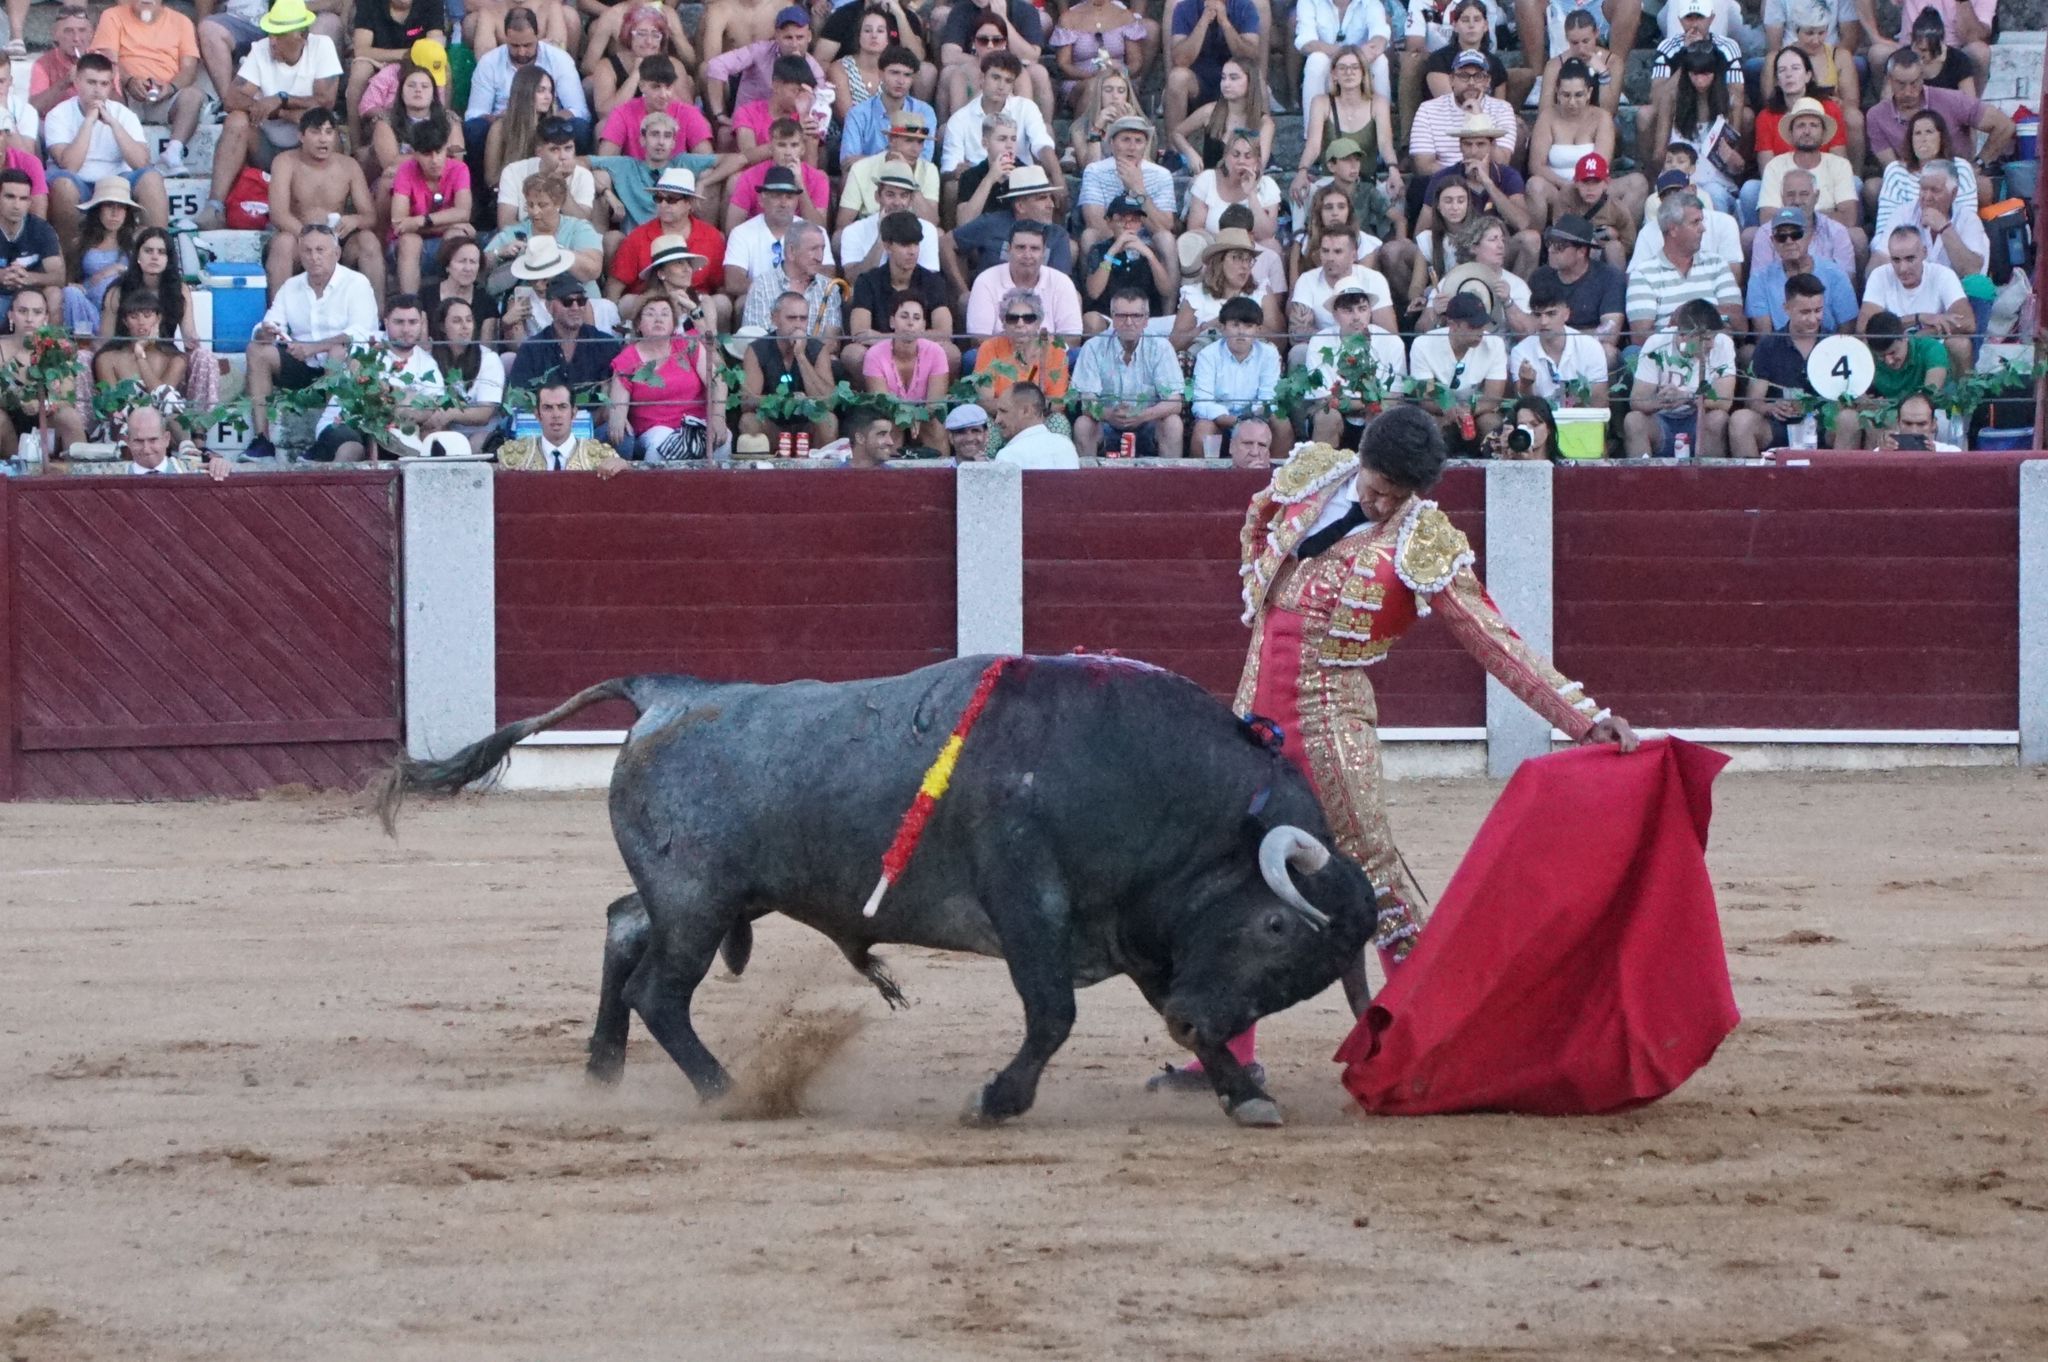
1624, 249, 1741, 333
1649, 33, 1744, 87
1407, 94, 1519, 169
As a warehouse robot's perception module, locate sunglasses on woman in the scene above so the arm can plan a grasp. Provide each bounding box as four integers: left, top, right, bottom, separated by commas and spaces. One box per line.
1005, 311, 1039, 323
974, 32, 1004, 45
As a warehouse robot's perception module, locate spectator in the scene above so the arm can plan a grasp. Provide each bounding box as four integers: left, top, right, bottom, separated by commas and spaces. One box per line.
94, 287, 189, 425
1420, 113, 1538, 275
939, 51, 1057, 190
1418, 215, 1531, 334
1732, 271, 1836, 456
100, 224, 186, 339
597, 55, 711, 160
1849, 309, 1950, 449
30, 9, 94, 119
1404, 176, 1474, 309
499, 114, 594, 230
841, 162, 940, 275
1070, 66, 1141, 172
622, 234, 712, 329
725, 116, 831, 232
937, 1, 1052, 122
1533, 8, 1624, 115
1184, 128, 1281, 245
242, 224, 379, 459
1406, 49, 1516, 225
740, 290, 838, 447
1627, 189, 1742, 349
91, 0, 204, 175
724, 164, 835, 302
498, 233, 612, 344
1904, 4, 1980, 96
1873, 162, 1984, 276
965, 219, 1082, 341
427, 294, 507, 445
1623, 298, 1736, 457
1047, 0, 1151, 106
590, 11, 685, 123
1164, 0, 1261, 149
610, 168, 729, 332
946, 163, 1075, 288
388, 110, 474, 296
846, 209, 953, 372
375, 57, 465, 186
1755, 98, 1859, 256
738, 215, 842, 337
1190, 295, 1283, 457
1526, 60, 1641, 235
487, 172, 603, 301
59, 177, 138, 335
1509, 275, 1609, 405
346, 0, 446, 142
1409, 289, 1507, 454
1304, 279, 1408, 448
1658, 41, 1746, 215
577, 0, 694, 100
1547, 152, 1635, 266
265, 108, 382, 299
992, 380, 1079, 468
862, 291, 950, 449
1070, 286, 1185, 459
944, 402, 991, 459
1867, 0, 1991, 92
463, 8, 590, 154
1527, 214, 1625, 360
1754, 38, 1858, 196
1485, 393, 1559, 459
970, 288, 1070, 401
841, 46, 937, 164
505, 274, 623, 397
0, 64, 45, 219
424, 237, 500, 342
606, 292, 717, 461
1228, 412, 1275, 469
702, 7, 826, 131
1081, 193, 1175, 334
203, 0, 339, 232
729, 54, 826, 171
1859, 225, 1973, 375
1871, 108, 1978, 251
1174, 226, 1282, 349
841, 406, 904, 466
1746, 206, 1857, 334
46, 52, 167, 251
0, 290, 82, 457
1296, 0, 1391, 119
0, 169, 60, 329
1423, 0, 1515, 105
1776, 167, 1855, 280
841, 111, 939, 230
1309, 138, 1399, 272
1289, 229, 1395, 345
1645, 1, 1747, 165
590, 110, 685, 235
1179, 56, 1276, 179
497, 377, 629, 473
829, 8, 894, 126
1873, 393, 1959, 450
123, 404, 229, 477
1866, 49, 2011, 180
309, 292, 446, 462
1075, 115, 1175, 252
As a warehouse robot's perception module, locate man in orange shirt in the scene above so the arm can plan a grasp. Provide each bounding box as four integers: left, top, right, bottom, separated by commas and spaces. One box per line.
92, 0, 203, 173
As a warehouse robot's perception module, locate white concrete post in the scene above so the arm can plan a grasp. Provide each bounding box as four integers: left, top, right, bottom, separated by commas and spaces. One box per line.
1483, 460, 1556, 778
401, 460, 497, 759
2020, 461, 2047, 767
956, 461, 1024, 655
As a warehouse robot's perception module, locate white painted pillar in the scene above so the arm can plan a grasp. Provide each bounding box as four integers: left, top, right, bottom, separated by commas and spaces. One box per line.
1482, 460, 1556, 778
955, 460, 1024, 656
2020, 461, 2047, 767
401, 460, 497, 759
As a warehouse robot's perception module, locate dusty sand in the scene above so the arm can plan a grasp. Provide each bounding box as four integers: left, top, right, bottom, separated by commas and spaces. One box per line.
2, 768, 2045, 1361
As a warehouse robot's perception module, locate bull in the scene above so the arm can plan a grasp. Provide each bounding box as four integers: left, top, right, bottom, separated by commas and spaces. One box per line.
376, 655, 1379, 1127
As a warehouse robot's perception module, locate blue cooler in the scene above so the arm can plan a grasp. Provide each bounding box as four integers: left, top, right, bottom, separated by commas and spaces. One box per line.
1976, 427, 2034, 452
2015, 117, 2039, 163
202, 261, 269, 354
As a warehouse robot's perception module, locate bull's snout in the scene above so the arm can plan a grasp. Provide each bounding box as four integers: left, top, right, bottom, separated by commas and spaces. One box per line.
1161, 1003, 1227, 1054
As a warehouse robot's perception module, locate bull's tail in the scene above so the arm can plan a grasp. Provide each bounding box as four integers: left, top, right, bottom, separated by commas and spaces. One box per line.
374, 677, 640, 835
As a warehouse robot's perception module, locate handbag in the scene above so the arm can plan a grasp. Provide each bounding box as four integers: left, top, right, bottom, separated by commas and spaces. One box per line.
224, 166, 271, 230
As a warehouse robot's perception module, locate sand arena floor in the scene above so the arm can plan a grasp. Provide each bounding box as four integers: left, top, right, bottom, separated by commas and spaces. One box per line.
2, 768, 2045, 1361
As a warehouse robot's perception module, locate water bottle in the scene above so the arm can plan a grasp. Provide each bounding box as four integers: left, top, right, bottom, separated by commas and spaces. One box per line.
15, 427, 44, 473
1673, 431, 1692, 460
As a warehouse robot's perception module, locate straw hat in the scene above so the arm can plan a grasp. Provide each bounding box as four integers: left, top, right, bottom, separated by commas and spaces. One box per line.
735, 432, 774, 457
1200, 227, 1258, 263
258, 0, 316, 33
1455, 112, 1503, 140
641, 233, 706, 277
510, 234, 574, 281
81, 177, 140, 212
1177, 231, 1209, 275
1782, 96, 1839, 146
1000, 165, 1054, 199
721, 323, 768, 360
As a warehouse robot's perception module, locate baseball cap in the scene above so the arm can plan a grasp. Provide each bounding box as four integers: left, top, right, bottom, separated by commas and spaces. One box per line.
1106, 192, 1147, 217
1452, 48, 1490, 71
1331, 279, 1374, 304
1445, 292, 1491, 325
774, 4, 810, 26
759, 164, 803, 194
1325, 136, 1364, 161
944, 403, 990, 432
1573, 151, 1609, 183
1655, 168, 1692, 193
1547, 214, 1598, 246
1770, 205, 1810, 231
1677, 0, 1712, 17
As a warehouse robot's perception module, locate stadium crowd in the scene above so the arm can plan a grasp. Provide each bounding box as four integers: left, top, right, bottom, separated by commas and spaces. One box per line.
0, 0, 2034, 469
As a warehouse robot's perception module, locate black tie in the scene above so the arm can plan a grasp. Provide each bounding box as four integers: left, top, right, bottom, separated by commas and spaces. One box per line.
1297, 502, 1368, 559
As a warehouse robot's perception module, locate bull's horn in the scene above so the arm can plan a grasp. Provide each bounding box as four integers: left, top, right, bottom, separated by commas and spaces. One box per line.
1258, 826, 1332, 930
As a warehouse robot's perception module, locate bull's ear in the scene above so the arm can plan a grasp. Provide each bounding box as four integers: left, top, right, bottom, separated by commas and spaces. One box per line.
1241, 784, 1276, 844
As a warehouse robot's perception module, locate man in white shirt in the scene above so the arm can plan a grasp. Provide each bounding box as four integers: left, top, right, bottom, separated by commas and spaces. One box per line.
204, 0, 341, 229
1408, 291, 1508, 454
939, 51, 1055, 181
724, 169, 837, 301
1873, 161, 1986, 277
838, 163, 940, 273
1509, 277, 1610, 406
1288, 231, 1395, 362
126, 405, 230, 477
312, 292, 448, 461
243, 222, 381, 459
993, 381, 1079, 468
1305, 281, 1408, 447
1859, 225, 1973, 376
44, 51, 168, 246
1632, 170, 1743, 283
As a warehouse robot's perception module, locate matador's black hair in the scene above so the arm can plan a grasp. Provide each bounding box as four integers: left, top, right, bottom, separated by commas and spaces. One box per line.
1359, 405, 1448, 493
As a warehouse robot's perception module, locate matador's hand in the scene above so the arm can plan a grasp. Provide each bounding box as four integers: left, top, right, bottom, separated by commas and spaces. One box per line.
1585, 715, 1639, 752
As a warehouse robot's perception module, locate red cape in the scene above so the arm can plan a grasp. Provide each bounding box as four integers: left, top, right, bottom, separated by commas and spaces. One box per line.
1334, 738, 1739, 1116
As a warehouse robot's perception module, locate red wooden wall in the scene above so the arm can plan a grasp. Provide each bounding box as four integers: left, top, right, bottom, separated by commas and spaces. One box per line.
1021, 467, 1490, 726
494, 469, 957, 728
0, 474, 402, 800
1552, 462, 2021, 729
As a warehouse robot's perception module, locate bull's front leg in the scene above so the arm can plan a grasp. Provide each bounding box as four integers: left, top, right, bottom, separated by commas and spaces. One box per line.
1196, 1043, 1284, 1128
963, 859, 1077, 1126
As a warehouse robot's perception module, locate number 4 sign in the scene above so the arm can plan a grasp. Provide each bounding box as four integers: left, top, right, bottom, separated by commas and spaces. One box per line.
1807, 335, 1875, 401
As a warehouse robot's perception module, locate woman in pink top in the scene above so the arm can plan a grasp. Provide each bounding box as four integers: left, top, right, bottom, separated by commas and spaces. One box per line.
606, 294, 720, 461
862, 291, 951, 452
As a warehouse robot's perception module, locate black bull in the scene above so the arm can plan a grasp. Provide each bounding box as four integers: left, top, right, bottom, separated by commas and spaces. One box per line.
377, 655, 1382, 1126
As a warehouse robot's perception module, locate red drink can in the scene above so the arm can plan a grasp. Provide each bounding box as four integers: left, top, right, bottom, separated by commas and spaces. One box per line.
1119, 432, 1136, 460
777, 431, 793, 458
795, 431, 810, 457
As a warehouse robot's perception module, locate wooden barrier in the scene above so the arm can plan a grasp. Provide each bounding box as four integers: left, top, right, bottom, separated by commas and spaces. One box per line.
0, 474, 402, 799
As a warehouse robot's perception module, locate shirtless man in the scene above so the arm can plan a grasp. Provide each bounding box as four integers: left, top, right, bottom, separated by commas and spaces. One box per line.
698, 0, 778, 73
264, 108, 384, 300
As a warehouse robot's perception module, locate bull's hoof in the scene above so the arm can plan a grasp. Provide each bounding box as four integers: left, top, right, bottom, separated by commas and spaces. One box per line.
961, 1087, 1006, 1127
1146, 1062, 1266, 1094
585, 1049, 625, 1086
1225, 1096, 1285, 1128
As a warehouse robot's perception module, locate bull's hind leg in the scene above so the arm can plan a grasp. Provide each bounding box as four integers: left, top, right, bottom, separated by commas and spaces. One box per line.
963, 841, 1077, 1126
623, 885, 742, 1100
587, 893, 650, 1084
